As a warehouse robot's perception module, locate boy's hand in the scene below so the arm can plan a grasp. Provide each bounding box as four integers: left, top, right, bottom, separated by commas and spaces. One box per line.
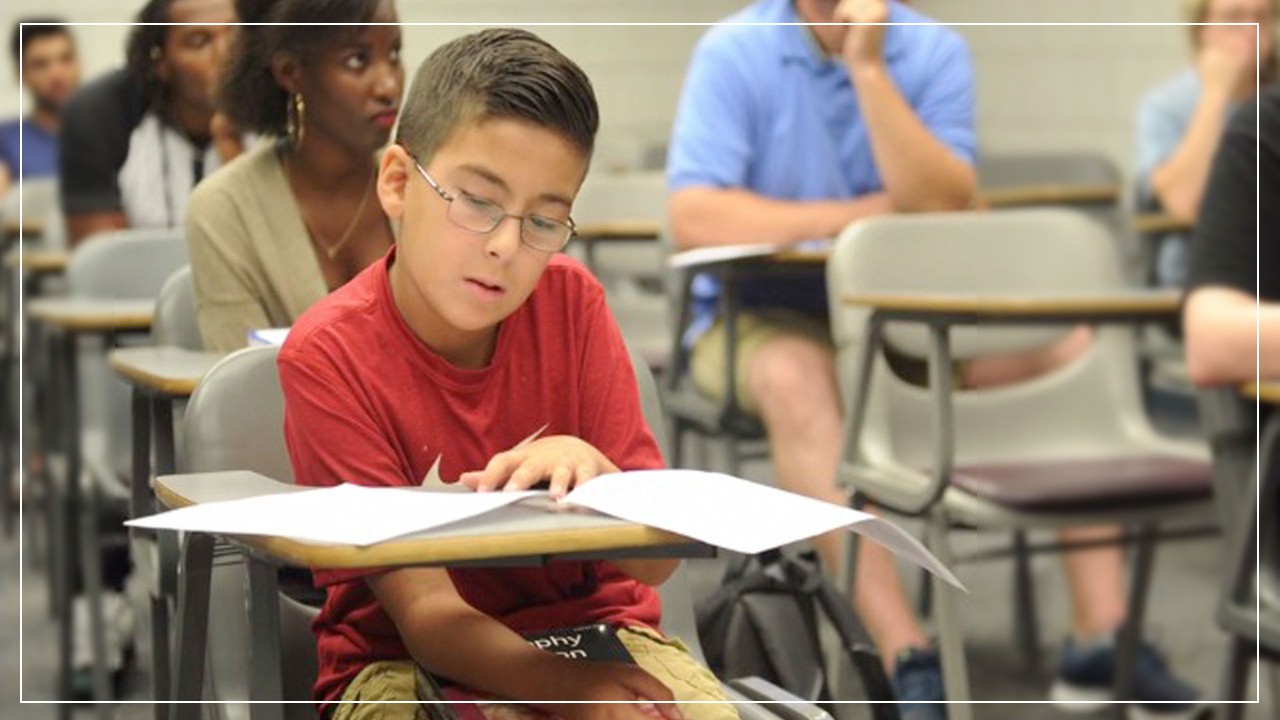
459, 436, 618, 499
546, 661, 684, 720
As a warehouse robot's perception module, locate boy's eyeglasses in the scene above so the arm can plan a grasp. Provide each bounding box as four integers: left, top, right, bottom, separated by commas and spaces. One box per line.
407, 152, 576, 253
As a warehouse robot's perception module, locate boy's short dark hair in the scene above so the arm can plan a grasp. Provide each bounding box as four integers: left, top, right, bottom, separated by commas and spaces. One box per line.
396, 28, 599, 165
10, 18, 71, 67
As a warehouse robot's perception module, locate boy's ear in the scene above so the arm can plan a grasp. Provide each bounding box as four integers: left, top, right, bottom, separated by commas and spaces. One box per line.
269, 51, 302, 95
377, 144, 411, 222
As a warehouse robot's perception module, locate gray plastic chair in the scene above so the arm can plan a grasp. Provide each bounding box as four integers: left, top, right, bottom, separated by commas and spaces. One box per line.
152, 266, 202, 351
826, 209, 1214, 718
61, 226, 186, 706
177, 343, 828, 720
1196, 388, 1280, 717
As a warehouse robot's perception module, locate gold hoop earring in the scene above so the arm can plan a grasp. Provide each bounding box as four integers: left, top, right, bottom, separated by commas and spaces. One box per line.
286, 93, 306, 148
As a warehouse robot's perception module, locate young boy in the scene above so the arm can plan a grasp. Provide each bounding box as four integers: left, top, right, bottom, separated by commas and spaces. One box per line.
279, 29, 737, 720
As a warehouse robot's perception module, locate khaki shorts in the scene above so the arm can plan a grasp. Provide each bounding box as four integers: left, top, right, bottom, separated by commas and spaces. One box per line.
329, 626, 739, 720
690, 310, 832, 416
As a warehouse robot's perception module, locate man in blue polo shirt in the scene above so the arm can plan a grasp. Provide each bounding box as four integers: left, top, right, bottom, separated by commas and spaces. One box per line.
668, 2, 1202, 718
0, 19, 79, 196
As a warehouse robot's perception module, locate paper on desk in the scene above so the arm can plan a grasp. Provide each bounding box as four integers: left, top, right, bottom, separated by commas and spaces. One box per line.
667, 239, 831, 270
248, 327, 290, 347
564, 470, 964, 591
127, 483, 540, 546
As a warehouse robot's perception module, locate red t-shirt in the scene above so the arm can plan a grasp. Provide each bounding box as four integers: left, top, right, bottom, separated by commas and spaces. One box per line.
278, 249, 665, 705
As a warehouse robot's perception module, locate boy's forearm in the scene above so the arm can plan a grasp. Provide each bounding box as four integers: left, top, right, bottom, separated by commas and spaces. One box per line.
393, 588, 572, 702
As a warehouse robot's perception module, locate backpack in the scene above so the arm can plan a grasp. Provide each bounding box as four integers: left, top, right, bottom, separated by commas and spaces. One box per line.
696, 549, 900, 720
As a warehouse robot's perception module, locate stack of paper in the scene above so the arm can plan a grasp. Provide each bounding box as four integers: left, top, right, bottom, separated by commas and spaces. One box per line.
128, 468, 962, 589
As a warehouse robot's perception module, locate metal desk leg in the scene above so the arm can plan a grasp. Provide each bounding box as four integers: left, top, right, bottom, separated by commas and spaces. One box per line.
247, 554, 286, 720
53, 330, 79, 719
1111, 524, 1158, 720
169, 531, 213, 720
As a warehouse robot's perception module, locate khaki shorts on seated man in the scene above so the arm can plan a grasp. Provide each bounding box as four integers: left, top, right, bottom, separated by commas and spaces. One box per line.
668, 2, 1202, 718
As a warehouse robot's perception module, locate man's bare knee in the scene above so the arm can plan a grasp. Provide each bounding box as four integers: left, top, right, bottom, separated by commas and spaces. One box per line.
747, 337, 838, 416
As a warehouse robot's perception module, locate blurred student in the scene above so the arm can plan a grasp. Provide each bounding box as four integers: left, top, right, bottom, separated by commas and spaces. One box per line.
0, 19, 79, 195
187, 0, 402, 352
281, 28, 737, 720
669, 1, 1202, 717
1184, 86, 1279, 385
1135, 0, 1275, 286
59, 0, 240, 246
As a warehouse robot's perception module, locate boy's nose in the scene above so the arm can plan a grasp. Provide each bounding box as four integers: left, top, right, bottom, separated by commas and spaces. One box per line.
484, 216, 523, 260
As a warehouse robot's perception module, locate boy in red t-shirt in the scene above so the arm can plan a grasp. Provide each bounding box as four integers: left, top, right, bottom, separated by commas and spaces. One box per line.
279, 28, 737, 720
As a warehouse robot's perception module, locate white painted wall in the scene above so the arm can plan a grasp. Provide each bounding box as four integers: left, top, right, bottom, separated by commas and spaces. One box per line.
2, 1, 1267, 179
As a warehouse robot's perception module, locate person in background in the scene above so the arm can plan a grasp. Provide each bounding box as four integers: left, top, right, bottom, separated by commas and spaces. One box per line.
0, 19, 79, 196
187, 0, 402, 352
1135, 0, 1275, 287
1183, 86, 1279, 386
59, 0, 241, 246
669, 1, 1204, 717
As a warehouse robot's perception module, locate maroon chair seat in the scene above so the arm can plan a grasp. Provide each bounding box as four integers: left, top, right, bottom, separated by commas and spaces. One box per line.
949, 455, 1212, 511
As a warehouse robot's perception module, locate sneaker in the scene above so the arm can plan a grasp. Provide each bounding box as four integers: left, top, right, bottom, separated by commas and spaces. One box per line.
70, 592, 137, 700
891, 646, 947, 720
1050, 634, 1203, 720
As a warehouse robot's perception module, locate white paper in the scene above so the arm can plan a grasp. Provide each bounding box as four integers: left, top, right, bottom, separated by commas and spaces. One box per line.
126, 483, 540, 546
564, 470, 964, 590
248, 327, 290, 347
667, 239, 831, 270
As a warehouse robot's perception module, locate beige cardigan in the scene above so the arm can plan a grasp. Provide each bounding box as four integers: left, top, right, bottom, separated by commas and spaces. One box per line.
186, 142, 329, 353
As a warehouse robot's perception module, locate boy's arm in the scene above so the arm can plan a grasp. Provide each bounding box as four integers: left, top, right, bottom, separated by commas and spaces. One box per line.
368, 567, 679, 720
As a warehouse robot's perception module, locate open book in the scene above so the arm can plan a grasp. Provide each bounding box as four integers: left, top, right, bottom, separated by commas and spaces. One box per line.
128, 468, 962, 589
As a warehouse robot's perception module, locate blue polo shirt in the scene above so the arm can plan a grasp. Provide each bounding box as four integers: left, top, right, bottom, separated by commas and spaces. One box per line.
668, 0, 976, 340
0, 118, 59, 181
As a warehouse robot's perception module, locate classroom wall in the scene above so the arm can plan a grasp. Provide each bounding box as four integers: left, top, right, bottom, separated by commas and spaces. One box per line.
2, 0, 1265, 181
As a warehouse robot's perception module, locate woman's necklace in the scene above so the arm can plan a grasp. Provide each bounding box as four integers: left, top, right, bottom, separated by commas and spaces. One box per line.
309, 175, 374, 261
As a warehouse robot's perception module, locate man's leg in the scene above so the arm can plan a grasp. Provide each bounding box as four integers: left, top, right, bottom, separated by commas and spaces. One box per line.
744, 332, 931, 662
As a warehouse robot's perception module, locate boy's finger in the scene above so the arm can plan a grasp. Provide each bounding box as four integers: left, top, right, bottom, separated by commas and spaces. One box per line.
574, 463, 595, 488
503, 464, 539, 492
548, 464, 573, 499
477, 452, 519, 492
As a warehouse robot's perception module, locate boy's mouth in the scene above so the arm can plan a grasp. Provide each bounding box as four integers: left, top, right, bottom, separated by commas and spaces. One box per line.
464, 277, 505, 300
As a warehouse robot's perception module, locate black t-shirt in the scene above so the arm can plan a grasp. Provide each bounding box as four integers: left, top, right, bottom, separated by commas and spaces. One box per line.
59, 68, 220, 228
1186, 86, 1280, 301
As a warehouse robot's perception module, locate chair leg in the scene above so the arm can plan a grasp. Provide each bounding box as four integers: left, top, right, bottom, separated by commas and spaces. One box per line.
926, 509, 972, 720
1111, 524, 1158, 720
668, 418, 685, 469
1011, 530, 1042, 674
1216, 636, 1250, 720
916, 567, 933, 620
725, 435, 742, 478
78, 481, 114, 716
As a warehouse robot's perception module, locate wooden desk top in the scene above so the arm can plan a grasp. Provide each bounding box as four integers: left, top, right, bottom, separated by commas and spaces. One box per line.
979, 184, 1121, 209
27, 297, 154, 332
1133, 213, 1193, 235
155, 471, 704, 569
3, 247, 69, 273
843, 289, 1181, 320
574, 221, 661, 241
4, 217, 44, 240
109, 346, 224, 397
1244, 382, 1280, 404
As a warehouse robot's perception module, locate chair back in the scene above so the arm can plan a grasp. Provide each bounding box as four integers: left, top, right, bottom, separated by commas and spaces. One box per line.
826, 210, 1197, 507
66, 227, 188, 480
67, 227, 187, 299
152, 265, 203, 350
179, 345, 310, 720
977, 152, 1120, 191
